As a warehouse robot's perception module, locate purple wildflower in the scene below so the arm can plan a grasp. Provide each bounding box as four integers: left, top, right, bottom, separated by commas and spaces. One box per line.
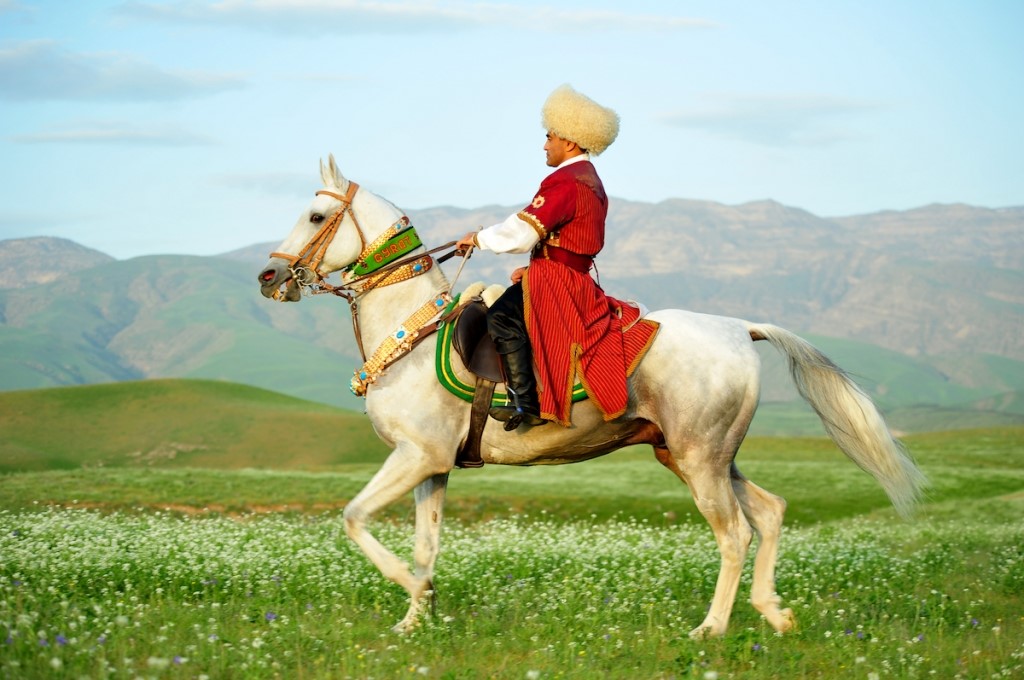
265, 612, 277, 622
55, 634, 67, 646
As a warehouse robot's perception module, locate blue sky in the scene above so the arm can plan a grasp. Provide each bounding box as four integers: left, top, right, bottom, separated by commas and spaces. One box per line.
1, 0, 1021, 258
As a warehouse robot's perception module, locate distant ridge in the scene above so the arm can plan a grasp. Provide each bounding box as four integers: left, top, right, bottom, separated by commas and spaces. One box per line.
0, 236, 114, 289
219, 242, 277, 263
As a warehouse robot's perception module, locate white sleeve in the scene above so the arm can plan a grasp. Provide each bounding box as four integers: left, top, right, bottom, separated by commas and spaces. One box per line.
474, 213, 541, 254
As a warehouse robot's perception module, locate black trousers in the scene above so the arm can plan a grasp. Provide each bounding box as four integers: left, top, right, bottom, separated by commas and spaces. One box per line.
486, 282, 529, 355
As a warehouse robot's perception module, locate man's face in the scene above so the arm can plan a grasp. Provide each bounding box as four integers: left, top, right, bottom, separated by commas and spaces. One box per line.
544, 132, 574, 167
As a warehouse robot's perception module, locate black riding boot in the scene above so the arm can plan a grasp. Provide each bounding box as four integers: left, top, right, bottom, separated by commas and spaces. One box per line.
490, 345, 547, 431
486, 282, 547, 431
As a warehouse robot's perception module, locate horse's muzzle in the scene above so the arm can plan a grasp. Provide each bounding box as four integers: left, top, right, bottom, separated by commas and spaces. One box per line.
258, 260, 301, 301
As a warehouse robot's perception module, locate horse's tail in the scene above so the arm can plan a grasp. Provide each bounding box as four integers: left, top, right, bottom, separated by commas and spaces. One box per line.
748, 323, 927, 517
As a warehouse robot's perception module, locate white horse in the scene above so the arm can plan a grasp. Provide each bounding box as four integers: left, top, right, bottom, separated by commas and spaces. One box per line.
258, 156, 926, 638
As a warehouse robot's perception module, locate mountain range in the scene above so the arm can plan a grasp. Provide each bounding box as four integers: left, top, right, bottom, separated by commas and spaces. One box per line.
2, 197, 1022, 435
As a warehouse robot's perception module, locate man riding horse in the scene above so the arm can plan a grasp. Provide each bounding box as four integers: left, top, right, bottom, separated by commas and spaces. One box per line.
456, 84, 632, 431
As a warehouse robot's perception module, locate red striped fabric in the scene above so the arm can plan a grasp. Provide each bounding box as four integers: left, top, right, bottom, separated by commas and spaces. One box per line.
516, 160, 657, 426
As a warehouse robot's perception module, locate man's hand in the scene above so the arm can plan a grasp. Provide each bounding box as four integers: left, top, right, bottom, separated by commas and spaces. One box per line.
510, 266, 527, 284
455, 231, 477, 254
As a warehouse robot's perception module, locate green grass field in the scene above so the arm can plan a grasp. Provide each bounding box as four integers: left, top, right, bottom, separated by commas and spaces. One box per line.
0, 380, 391, 473
1, 381, 1022, 678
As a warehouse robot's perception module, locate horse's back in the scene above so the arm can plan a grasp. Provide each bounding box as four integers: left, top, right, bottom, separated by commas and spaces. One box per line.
631, 309, 762, 436
639, 308, 760, 380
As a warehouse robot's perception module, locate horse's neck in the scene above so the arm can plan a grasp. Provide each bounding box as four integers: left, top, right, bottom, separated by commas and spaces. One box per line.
353, 261, 451, 354
352, 190, 400, 228
341, 188, 452, 353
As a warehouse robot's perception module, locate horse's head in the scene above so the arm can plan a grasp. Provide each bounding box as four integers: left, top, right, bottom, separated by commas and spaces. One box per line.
258, 154, 403, 301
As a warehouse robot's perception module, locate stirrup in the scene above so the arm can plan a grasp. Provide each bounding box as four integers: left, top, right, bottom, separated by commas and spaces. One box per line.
488, 404, 518, 423
490, 385, 546, 430
489, 405, 546, 431
507, 412, 547, 431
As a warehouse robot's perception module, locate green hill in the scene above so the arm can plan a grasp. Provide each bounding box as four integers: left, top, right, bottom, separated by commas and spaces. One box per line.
0, 379, 389, 473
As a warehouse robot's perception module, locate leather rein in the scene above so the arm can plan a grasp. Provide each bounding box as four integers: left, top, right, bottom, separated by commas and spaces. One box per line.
268, 182, 468, 369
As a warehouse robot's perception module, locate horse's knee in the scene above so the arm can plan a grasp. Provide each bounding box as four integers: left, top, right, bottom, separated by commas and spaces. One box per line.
751, 497, 786, 537
696, 499, 754, 548
734, 522, 754, 556
728, 527, 755, 563
343, 504, 366, 537
763, 493, 787, 523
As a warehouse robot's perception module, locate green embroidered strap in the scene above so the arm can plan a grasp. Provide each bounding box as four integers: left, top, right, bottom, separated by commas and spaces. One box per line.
350, 218, 423, 276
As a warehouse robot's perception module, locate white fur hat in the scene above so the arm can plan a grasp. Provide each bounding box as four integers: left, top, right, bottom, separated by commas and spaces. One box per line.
541, 84, 620, 156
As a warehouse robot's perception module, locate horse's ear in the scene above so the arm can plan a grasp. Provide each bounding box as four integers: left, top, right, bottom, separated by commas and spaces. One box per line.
320, 157, 332, 187
320, 153, 348, 192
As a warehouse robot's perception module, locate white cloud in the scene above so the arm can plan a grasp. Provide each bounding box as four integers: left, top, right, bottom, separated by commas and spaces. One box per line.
11, 122, 215, 146
113, 0, 716, 34
0, 0, 29, 14
0, 40, 246, 101
661, 93, 877, 147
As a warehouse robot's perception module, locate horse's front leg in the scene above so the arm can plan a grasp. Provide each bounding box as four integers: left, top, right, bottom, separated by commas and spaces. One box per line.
342, 443, 450, 632
391, 472, 450, 632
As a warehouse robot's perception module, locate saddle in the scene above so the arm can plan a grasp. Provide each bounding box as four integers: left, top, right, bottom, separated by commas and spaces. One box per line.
449, 297, 502, 469
450, 298, 503, 383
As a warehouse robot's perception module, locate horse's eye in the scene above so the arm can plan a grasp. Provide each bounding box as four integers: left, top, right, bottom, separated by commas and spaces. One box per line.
310, 213, 324, 224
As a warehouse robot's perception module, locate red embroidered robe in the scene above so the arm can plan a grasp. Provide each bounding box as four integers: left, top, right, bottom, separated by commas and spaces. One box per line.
515, 160, 639, 426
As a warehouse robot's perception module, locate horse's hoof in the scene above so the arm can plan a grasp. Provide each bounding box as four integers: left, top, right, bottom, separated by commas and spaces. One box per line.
688, 622, 726, 640
775, 608, 796, 633
391, 618, 418, 635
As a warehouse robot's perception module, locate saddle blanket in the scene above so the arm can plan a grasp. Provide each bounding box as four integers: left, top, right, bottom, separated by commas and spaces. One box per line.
435, 294, 659, 409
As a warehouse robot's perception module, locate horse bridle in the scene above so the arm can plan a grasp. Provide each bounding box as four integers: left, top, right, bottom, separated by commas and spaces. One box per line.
267, 181, 468, 364
269, 181, 365, 296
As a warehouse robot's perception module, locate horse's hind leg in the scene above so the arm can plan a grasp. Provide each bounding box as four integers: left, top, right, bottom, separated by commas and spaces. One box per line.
656, 445, 753, 639
731, 465, 795, 634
